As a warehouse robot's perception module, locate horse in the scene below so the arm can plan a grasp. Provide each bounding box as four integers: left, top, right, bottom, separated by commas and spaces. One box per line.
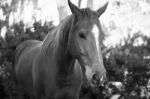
14, 0, 108, 99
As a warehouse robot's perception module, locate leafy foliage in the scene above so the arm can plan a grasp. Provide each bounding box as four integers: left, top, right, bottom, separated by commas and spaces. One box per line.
1, 0, 150, 99
0, 21, 54, 99
0, 19, 150, 99
102, 33, 150, 99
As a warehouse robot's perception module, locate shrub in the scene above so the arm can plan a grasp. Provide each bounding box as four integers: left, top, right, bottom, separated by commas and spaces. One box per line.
0, 21, 150, 99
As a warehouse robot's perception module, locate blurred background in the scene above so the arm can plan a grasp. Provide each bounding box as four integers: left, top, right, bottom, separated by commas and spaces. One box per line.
0, 0, 150, 99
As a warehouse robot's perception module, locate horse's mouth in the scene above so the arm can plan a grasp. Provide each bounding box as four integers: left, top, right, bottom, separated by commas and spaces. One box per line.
90, 76, 105, 87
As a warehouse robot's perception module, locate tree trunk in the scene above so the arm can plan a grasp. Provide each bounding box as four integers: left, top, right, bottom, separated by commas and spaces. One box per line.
56, 0, 68, 22
78, 0, 82, 8
87, 0, 93, 10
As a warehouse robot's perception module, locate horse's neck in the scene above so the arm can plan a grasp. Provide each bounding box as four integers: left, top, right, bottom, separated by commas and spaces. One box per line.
56, 47, 75, 75
54, 19, 75, 77
42, 15, 75, 78
55, 43, 75, 87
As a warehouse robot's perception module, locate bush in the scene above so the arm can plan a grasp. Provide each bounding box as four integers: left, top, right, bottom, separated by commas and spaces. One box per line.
102, 34, 150, 99
0, 21, 150, 99
0, 21, 54, 99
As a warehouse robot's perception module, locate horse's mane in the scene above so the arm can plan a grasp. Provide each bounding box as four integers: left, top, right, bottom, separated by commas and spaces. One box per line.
41, 15, 74, 56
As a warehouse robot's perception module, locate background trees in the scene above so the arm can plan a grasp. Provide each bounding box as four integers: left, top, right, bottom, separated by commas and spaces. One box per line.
0, 0, 150, 99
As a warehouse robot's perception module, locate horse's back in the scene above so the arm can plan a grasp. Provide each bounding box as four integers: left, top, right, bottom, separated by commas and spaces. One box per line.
15, 40, 42, 95
15, 40, 41, 58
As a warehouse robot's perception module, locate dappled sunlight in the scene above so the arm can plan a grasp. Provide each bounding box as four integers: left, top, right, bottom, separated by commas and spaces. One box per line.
144, 56, 150, 59
1, 0, 150, 47
133, 37, 147, 46
101, 0, 150, 47
21, 1, 34, 26
0, 9, 6, 21
37, 0, 59, 25
0, 27, 7, 39
1, 0, 150, 99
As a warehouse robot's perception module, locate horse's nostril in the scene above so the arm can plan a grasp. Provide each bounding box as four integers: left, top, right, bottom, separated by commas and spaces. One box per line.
93, 73, 99, 81
92, 73, 100, 85
91, 73, 106, 86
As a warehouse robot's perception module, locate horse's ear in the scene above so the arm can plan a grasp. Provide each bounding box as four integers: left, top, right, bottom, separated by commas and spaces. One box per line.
68, 0, 81, 16
96, 2, 108, 17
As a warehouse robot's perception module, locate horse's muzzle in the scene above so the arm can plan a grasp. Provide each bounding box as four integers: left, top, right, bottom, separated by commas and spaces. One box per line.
91, 73, 106, 87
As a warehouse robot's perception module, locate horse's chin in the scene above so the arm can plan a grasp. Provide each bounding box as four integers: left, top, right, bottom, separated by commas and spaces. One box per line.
89, 81, 104, 88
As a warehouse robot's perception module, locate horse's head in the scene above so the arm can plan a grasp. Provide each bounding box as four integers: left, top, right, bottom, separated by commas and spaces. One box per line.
67, 0, 108, 86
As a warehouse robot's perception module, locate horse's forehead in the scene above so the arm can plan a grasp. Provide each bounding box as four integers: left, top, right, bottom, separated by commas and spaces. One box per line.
91, 24, 99, 37
78, 19, 99, 31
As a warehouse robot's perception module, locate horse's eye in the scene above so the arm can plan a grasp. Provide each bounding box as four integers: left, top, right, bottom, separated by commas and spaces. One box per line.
79, 32, 86, 39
